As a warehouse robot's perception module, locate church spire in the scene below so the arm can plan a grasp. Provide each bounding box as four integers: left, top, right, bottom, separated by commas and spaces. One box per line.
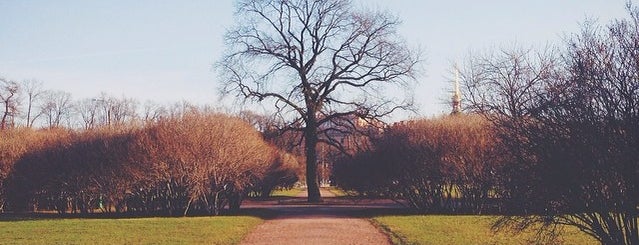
451, 65, 462, 115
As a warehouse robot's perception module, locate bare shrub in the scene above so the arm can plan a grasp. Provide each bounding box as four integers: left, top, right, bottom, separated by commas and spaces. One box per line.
251, 151, 302, 198
131, 112, 276, 215
5, 111, 279, 216
335, 115, 504, 214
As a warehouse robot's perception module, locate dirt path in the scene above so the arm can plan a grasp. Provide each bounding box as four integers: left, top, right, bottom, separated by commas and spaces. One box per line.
239, 188, 393, 245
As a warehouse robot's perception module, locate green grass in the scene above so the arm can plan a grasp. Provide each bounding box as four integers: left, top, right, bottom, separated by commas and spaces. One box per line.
0, 216, 262, 244
325, 186, 348, 197
372, 215, 599, 245
270, 188, 303, 197
269, 187, 348, 198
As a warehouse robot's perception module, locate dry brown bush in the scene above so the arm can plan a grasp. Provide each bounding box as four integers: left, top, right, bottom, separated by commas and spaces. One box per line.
5, 111, 284, 216
250, 151, 302, 198
132, 112, 276, 215
334, 114, 506, 214
0, 128, 74, 212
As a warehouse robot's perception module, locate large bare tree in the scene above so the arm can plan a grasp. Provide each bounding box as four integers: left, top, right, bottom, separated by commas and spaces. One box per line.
219, 0, 419, 202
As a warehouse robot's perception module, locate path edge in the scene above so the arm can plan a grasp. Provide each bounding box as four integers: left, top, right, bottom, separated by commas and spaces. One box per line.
369, 218, 406, 245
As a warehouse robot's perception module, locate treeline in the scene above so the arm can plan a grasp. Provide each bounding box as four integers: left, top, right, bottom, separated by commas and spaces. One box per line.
0, 111, 300, 216
0, 78, 203, 130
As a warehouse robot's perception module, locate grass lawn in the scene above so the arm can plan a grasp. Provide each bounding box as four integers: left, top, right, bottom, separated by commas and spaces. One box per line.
325, 186, 348, 197
269, 187, 347, 198
0, 216, 262, 244
373, 215, 599, 245
270, 188, 303, 197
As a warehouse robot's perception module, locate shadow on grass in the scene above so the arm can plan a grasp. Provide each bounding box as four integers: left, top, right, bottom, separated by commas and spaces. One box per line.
0, 209, 276, 222
239, 195, 415, 220
0, 195, 415, 221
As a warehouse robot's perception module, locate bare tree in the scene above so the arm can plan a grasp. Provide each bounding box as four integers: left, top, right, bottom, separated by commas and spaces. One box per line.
93, 93, 114, 126
40, 90, 73, 128
461, 7, 639, 243
21, 79, 45, 128
542, 7, 639, 244
75, 98, 101, 130
219, 0, 420, 202
0, 78, 19, 130
239, 110, 278, 133
460, 47, 560, 121
109, 96, 138, 126
142, 101, 167, 124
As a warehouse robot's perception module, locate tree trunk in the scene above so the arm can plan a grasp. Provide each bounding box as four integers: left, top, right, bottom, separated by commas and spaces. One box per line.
228, 192, 241, 212
304, 126, 321, 203
26, 95, 32, 128
1, 102, 9, 130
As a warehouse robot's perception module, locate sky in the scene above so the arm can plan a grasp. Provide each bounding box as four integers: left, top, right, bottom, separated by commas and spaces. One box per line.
0, 0, 630, 121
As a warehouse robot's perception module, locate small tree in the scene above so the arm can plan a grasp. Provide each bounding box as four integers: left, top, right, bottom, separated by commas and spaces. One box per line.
75, 98, 101, 130
0, 78, 19, 130
40, 90, 73, 128
219, 0, 420, 202
21, 79, 45, 128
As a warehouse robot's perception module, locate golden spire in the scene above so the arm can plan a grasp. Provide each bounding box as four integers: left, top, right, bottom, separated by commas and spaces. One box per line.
452, 64, 461, 115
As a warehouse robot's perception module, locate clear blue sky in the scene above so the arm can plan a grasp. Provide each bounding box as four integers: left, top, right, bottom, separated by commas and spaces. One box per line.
0, 0, 629, 120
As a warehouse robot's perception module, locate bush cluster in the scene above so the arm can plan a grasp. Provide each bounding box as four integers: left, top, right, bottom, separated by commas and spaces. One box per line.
334, 115, 506, 214
0, 111, 299, 216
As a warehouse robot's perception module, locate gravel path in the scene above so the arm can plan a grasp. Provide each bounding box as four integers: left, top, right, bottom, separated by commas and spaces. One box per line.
239, 188, 393, 245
